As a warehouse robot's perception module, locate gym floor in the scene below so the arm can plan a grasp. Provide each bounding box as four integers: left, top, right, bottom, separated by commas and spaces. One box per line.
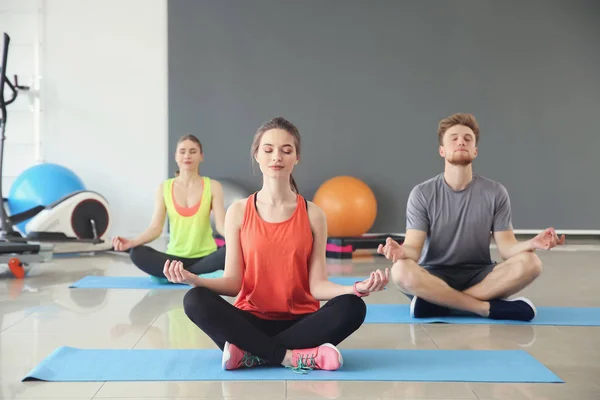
1, 239, 599, 399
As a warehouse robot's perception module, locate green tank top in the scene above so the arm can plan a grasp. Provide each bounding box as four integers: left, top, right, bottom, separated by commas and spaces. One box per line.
163, 176, 217, 258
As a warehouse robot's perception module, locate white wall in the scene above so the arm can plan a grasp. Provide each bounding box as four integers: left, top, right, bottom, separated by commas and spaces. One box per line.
1, 0, 168, 237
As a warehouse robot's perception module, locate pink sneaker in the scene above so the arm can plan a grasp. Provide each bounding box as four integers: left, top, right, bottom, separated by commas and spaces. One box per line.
290, 343, 343, 373
221, 342, 266, 370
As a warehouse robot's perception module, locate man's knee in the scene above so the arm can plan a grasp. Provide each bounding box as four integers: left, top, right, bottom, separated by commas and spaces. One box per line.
391, 259, 421, 293
513, 252, 543, 279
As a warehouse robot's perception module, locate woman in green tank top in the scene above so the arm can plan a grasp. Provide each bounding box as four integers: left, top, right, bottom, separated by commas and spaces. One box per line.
112, 135, 227, 281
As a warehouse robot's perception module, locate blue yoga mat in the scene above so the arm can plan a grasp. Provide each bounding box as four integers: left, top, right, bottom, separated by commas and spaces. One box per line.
69, 275, 366, 290
22, 346, 562, 383
69, 276, 599, 326
363, 304, 600, 326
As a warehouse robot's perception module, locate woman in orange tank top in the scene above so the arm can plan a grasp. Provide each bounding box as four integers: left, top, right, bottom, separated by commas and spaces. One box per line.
164, 117, 389, 374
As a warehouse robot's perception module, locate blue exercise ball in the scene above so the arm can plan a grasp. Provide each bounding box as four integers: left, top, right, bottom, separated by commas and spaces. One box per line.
7, 163, 86, 233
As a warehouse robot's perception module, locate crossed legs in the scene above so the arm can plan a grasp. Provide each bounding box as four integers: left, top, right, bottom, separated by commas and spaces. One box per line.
463, 252, 542, 301
129, 245, 226, 277
183, 287, 366, 371
391, 252, 542, 320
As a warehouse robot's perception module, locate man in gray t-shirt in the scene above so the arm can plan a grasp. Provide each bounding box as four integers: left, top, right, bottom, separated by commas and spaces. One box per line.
406, 172, 513, 269
379, 113, 565, 321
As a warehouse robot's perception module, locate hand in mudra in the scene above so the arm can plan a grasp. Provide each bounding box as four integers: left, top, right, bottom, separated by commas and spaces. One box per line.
377, 237, 405, 262
163, 260, 196, 285
531, 227, 565, 250
355, 268, 389, 294
112, 236, 134, 252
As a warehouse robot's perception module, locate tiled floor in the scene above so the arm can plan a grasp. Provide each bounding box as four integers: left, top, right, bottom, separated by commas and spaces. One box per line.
1, 240, 599, 399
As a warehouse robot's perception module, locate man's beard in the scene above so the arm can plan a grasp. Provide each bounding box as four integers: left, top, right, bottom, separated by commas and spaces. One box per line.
447, 151, 474, 166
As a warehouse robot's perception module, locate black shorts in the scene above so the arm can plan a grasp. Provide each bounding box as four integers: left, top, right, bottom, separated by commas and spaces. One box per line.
424, 264, 497, 291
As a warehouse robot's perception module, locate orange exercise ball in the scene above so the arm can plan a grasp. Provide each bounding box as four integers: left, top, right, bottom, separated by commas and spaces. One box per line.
313, 176, 377, 237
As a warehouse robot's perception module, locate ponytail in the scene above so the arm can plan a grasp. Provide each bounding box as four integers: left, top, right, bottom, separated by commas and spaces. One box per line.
289, 174, 299, 194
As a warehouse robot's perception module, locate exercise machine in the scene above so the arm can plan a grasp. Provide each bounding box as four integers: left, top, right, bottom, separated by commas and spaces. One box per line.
19, 189, 113, 254
0, 32, 112, 256
0, 32, 54, 276
0, 242, 54, 278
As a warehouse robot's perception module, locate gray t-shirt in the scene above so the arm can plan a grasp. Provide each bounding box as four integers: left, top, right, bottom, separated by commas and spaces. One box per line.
406, 173, 513, 268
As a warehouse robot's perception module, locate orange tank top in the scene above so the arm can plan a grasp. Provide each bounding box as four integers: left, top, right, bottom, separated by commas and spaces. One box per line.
233, 192, 319, 320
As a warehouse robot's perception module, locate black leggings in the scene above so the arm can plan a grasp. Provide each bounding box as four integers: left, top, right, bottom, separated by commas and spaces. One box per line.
129, 245, 225, 277
183, 287, 367, 364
